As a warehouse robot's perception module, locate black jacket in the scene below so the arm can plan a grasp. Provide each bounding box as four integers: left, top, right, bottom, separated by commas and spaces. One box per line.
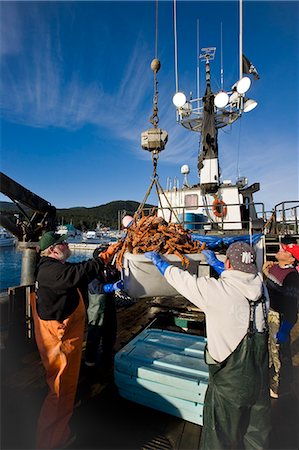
266, 271, 299, 325
35, 256, 104, 321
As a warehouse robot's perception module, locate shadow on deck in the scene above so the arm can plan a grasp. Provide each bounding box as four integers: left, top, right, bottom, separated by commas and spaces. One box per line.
1, 297, 298, 449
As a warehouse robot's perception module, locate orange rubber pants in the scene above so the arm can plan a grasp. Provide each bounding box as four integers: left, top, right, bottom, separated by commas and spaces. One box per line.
30, 292, 85, 449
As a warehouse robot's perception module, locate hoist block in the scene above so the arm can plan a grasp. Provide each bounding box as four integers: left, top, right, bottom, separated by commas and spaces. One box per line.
141, 128, 168, 152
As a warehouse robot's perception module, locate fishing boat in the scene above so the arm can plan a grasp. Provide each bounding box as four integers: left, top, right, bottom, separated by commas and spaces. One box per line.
0, 1, 298, 449
114, 0, 299, 446
81, 230, 118, 245
56, 223, 79, 238
155, 44, 298, 265
0, 228, 16, 247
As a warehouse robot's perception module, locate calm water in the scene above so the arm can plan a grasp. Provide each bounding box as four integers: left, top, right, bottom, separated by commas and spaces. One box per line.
0, 246, 92, 292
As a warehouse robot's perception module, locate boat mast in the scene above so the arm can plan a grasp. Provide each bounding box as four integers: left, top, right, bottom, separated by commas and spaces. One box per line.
172, 0, 257, 195
198, 48, 219, 194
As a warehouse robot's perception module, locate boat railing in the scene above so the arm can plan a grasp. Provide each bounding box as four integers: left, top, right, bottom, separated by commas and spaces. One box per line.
261, 201, 299, 236
1, 284, 36, 355
272, 201, 299, 235
135, 200, 299, 237
139, 201, 267, 233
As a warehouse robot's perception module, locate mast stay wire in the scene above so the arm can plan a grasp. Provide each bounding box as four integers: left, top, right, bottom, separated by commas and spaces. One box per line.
173, 0, 179, 93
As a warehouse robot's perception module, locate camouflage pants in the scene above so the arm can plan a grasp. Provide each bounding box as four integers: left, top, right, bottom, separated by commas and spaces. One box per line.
268, 310, 280, 394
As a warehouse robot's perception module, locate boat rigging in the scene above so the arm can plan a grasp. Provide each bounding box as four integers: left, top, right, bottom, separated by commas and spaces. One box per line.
136, 0, 180, 223
158, 0, 262, 233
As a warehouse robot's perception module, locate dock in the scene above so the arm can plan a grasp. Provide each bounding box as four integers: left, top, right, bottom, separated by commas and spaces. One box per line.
68, 242, 101, 251
67, 239, 120, 252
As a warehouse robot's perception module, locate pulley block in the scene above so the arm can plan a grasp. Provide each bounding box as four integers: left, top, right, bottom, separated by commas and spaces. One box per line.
141, 128, 168, 152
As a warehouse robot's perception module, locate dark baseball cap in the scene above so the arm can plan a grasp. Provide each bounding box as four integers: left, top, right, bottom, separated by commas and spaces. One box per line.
38, 231, 67, 251
226, 242, 257, 274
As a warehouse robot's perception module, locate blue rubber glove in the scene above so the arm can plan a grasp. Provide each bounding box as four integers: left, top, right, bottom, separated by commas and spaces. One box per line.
103, 280, 124, 293
276, 320, 293, 344
202, 249, 225, 275
144, 251, 170, 276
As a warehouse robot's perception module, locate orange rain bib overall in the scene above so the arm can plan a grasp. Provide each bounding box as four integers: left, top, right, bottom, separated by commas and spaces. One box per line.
30, 291, 85, 449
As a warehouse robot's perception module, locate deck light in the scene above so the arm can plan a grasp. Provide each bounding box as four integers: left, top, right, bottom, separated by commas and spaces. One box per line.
173, 92, 187, 108
236, 76, 251, 94
179, 101, 192, 117
229, 91, 239, 105
214, 91, 229, 108
172, 50, 258, 135
243, 98, 258, 112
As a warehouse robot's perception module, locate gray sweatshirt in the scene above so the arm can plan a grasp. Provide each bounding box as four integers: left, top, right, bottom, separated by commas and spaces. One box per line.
164, 267, 268, 362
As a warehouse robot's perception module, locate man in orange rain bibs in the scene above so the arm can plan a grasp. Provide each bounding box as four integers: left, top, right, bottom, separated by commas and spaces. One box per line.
31, 231, 122, 449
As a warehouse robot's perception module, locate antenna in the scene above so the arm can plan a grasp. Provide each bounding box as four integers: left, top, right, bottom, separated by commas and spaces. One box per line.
196, 20, 201, 162
220, 22, 224, 90
174, 177, 178, 190
196, 19, 200, 105
239, 0, 243, 79
181, 164, 190, 188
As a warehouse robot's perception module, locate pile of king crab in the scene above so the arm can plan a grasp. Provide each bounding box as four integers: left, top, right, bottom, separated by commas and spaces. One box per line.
114, 211, 206, 269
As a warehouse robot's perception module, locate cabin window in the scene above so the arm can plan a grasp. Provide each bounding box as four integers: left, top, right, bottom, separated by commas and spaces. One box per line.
185, 194, 198, 209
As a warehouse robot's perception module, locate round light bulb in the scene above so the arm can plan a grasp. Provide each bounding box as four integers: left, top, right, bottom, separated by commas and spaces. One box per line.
214, 91, 229, 108
172, 92, 187, 108
244, 98, 258, 112
236, 76, 251, 94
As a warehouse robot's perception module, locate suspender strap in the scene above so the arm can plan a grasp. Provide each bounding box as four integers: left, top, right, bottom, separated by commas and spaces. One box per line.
261, 290, 269, 333
247, 301, 257, 335
247, 284, 269, 335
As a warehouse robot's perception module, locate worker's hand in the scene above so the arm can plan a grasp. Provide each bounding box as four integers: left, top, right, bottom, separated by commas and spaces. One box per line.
275, 320, 293, 344
262, 261, 274, 277
202, 249, 224, 275
103, 280, 124, 293
144, 251, 170, 276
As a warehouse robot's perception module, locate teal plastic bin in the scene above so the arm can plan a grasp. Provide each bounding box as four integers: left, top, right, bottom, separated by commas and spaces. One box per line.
114, 328, 209, 425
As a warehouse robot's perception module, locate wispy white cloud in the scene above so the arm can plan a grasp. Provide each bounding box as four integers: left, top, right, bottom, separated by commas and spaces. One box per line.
0, 5, 153, 135
0, 3, 23, 56
0, 3, 197, 166
1, 2, 297, 212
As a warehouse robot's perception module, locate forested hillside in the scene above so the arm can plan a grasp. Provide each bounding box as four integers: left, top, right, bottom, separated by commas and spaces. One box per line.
0, 200, 155, 230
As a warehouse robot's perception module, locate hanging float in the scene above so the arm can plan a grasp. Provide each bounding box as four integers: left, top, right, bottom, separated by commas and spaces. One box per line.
212, 197, 228, 219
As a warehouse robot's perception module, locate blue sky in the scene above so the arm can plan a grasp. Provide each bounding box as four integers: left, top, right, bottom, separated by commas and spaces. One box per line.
0, 0, 298, 212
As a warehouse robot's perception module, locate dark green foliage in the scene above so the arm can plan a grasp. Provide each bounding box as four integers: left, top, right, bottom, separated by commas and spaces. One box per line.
0, 200, 156, 230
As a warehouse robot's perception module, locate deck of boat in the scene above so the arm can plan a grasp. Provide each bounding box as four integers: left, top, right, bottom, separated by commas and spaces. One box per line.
1, 296, 298, 449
